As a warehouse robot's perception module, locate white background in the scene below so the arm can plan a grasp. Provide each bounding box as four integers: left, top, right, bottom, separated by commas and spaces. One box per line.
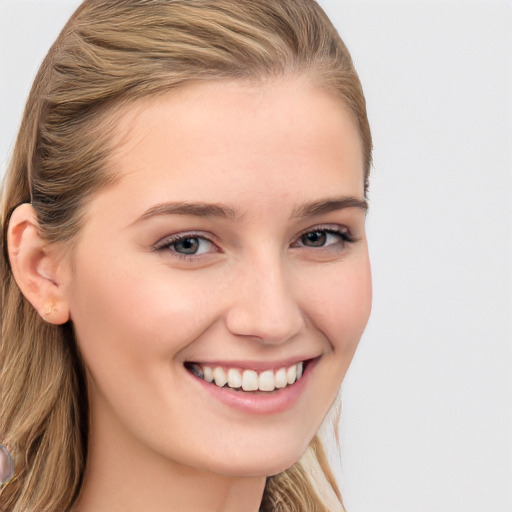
1, 1, 511, 511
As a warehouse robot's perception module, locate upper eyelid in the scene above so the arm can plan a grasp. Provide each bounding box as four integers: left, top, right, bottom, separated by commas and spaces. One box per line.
294, 224, 351, 239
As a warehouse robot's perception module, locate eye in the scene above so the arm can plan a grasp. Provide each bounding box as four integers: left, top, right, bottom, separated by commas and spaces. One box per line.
293, 226, 354, 249
153, 233, 218, 257
301, 230, 331, 247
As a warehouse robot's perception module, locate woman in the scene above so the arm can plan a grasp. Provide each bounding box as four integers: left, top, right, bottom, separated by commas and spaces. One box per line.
0, 1, 372, 511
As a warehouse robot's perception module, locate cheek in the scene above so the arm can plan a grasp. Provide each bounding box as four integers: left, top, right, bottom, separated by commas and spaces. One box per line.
314, 255, 372, 354
67, 254, 225, 370
66, 256, 223, 431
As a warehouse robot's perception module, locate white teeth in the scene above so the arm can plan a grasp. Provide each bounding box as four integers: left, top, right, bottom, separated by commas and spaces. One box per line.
242, 370, 259, 391
227, 368, 242, 388
286, 364, 297, 385
258, 369, 275, 391
190, 362, 307, 392
297, 361, 303, 380
275, 367, 288, 388
203, 366, 213, 383
213, 367, 227, 387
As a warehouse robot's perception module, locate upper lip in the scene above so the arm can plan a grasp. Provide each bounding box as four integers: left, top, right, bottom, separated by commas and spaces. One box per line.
184, 355, 319, 371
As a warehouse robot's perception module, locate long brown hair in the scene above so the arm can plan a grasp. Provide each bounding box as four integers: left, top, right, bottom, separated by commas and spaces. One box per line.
1, 1, 372, 510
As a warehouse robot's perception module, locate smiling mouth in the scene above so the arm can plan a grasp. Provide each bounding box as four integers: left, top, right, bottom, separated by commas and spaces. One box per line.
184, 361, 309, 393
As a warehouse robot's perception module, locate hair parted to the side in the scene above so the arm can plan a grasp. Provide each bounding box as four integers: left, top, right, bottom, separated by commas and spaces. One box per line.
0, 1, 372, 511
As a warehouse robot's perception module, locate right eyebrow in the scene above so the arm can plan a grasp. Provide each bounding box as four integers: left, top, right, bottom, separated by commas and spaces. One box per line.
135, 201, 242, 224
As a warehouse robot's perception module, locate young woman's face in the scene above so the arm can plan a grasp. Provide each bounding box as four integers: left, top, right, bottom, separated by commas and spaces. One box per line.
62, 79, 372, 477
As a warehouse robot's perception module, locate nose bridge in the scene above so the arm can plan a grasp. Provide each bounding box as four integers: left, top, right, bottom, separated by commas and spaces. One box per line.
225, 249, 305, 344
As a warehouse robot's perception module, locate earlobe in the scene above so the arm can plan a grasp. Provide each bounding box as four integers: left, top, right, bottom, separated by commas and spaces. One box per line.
7, 203, 70, 325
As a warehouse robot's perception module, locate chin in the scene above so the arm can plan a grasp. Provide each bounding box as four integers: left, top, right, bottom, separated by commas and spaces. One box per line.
198, 438, 311, 478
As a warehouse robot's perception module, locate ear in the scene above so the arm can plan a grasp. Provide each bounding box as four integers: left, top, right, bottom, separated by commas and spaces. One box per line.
7, 203, 70, 325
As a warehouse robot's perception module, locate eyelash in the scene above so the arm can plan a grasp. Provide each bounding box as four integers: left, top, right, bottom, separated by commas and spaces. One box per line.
153, 225, 356, 260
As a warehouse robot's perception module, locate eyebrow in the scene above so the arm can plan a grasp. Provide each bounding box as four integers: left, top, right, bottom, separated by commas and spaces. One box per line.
137, 201, 241, 223
291, 196, 368, 219
135, 196, 368, 224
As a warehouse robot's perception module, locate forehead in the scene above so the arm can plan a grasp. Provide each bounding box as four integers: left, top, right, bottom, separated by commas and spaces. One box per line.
94, 79, 365, 218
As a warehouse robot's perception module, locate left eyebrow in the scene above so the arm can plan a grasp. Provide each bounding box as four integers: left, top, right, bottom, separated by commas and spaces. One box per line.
291, 196, 369, 219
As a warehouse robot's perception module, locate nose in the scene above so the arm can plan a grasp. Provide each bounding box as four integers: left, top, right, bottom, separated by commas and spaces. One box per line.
224, 254, 305, 345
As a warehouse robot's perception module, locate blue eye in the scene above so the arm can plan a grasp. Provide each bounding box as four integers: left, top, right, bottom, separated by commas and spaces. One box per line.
173, 236, 202, 254
154, 234, 217, 257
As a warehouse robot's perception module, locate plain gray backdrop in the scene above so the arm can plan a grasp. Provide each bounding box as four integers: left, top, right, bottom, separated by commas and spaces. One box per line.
1, 1, 511, 511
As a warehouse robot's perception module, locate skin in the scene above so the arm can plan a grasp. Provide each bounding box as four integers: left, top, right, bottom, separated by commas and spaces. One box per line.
8, 78, 371, 512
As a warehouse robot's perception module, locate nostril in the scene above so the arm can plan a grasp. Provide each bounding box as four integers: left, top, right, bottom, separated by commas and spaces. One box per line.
225, 302, 305, 345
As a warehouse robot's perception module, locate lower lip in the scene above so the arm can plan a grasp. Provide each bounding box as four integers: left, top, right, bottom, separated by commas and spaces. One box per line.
187, 360, 317, 415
